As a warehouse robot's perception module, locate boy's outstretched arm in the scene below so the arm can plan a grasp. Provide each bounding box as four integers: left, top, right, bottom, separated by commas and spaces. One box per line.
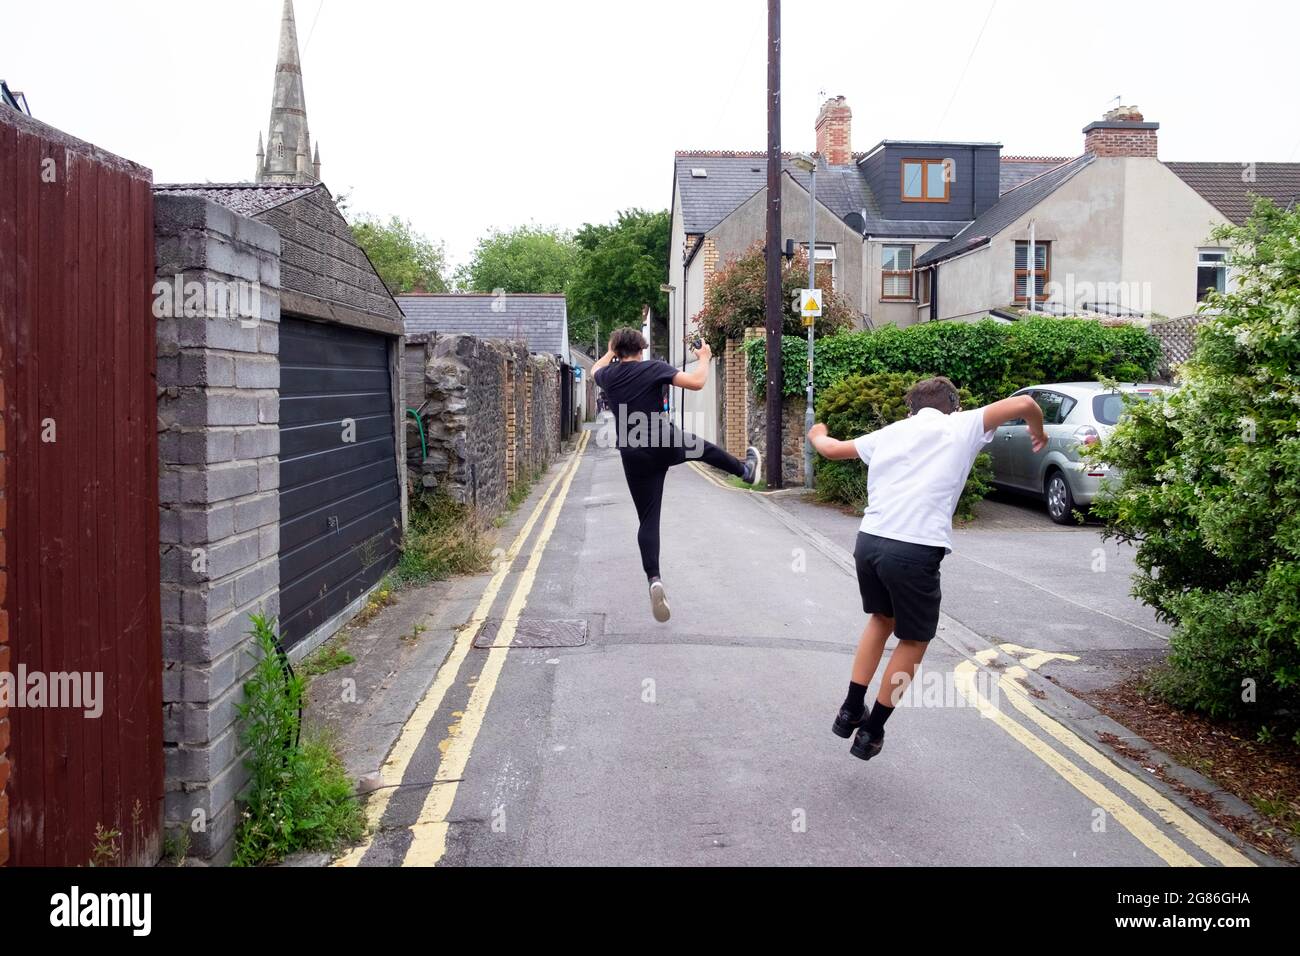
982, 394, 1049, 452
807, 422, 861, 460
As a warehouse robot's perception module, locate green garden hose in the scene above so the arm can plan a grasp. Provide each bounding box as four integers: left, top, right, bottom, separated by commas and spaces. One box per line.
406, 408, 427, 460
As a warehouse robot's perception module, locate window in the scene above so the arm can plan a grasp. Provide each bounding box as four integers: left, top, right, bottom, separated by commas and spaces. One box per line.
1031, 389, 1076, 425
1197, 248, 1227, 301
901, 159, 950, 202
917, 268, 932, 305
801, 243, 837, 291
881, 244, 914, 300
1014, 241, 1050, 303
1092, 389, 1163, 425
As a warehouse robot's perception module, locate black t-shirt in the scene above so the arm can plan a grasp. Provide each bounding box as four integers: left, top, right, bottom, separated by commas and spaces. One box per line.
595, 358, 677, 427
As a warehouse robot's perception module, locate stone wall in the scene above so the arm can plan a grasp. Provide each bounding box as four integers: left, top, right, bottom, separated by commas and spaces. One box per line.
405, 333, 562, 518
746, 391, 807, 487
154, 195, 282, 863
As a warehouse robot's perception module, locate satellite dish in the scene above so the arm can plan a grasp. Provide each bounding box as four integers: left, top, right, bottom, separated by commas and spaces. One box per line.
843, 211, 866, 236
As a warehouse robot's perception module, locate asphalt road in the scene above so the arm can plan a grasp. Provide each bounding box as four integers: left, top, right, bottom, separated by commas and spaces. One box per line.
332, 428, 1260, 868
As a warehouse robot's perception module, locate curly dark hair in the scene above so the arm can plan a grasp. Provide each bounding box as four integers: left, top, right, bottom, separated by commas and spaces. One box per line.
905, 376, 960, 414
610, 327, 648, 359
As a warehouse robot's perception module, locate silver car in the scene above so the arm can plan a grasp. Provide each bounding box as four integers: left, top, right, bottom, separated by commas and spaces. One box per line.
987, 382, 1172, 524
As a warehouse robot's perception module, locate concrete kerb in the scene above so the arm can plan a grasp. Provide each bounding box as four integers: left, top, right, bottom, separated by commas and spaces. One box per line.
740, 486, 1292, 866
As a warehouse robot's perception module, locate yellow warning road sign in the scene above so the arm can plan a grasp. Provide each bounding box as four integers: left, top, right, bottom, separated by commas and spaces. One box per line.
800, 288, 822, 317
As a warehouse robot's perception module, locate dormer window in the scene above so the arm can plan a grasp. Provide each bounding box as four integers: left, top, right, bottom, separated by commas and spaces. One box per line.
900, 159, 950, 203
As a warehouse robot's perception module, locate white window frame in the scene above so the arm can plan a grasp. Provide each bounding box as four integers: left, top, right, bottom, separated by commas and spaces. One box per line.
881, 243, 915, 301
800, 242, 837, 291
1197, 247, 1228, 301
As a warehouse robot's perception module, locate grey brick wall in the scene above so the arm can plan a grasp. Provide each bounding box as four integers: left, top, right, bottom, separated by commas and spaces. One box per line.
406, 334, 561, 518
256, 189, 401, 327
154, 195, 281, 863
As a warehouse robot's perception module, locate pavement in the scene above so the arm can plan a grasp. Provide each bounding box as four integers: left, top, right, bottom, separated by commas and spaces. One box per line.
314, 424, 1278, 867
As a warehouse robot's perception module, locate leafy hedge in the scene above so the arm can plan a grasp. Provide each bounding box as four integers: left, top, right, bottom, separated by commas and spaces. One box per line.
745, 317, 1162, 405
1092, 198, 1300, 732
814, 372, 993, 519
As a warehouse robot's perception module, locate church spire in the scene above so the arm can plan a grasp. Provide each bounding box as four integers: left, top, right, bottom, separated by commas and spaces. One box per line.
256, 0, 318, 184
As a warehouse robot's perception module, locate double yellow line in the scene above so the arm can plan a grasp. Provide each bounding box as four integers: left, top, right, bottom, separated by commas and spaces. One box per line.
953, 658, 1252, 866
335, 430, 590, 868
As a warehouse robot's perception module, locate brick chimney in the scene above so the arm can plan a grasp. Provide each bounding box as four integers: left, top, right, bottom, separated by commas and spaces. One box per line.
1083, 105, 1159, 158
815, 96, 852, 165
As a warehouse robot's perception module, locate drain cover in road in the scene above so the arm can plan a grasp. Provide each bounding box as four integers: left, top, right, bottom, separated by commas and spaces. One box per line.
472, 618, 588, 648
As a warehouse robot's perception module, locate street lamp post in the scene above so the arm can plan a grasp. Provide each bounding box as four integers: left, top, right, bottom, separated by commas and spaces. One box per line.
792, 153, 818, 489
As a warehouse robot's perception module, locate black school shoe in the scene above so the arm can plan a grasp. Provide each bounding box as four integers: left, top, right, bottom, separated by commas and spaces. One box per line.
832, 707, 866, 738
850, 726, 885, 761
742, 446, 762, 484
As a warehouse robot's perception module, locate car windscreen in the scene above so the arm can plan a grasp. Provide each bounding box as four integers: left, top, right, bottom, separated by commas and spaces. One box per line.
1092, 391, 1160, 425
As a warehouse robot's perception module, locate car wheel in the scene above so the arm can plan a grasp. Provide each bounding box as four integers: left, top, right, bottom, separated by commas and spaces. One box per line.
1045, 470, 1075, 525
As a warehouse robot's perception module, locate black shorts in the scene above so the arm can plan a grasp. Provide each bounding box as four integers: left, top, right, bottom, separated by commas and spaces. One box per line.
853, 532, 946, 642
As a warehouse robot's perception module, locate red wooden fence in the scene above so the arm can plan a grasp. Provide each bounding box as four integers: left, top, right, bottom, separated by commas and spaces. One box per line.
0, 107, 162, 866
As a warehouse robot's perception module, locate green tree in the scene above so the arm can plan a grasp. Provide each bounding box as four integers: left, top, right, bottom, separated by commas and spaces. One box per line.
1092, 198, 1300, 732
349, 214, 449, 295
695, 241, 858, 349
456, 224, 578, 294
567, 209, 670, 347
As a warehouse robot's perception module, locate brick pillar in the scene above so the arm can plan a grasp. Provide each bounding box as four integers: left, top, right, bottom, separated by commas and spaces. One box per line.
0, 377, 8, 867
154, 195, 283, 862
723, 335, 749, 458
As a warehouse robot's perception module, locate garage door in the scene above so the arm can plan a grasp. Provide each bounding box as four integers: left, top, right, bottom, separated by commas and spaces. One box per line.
278, 317, 401, 648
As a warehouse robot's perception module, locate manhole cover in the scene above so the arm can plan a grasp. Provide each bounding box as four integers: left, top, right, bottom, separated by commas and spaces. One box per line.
472, 618, 588, 648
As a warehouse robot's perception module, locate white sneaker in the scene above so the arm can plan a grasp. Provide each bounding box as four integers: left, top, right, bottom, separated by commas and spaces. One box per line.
649, 580, 671, 623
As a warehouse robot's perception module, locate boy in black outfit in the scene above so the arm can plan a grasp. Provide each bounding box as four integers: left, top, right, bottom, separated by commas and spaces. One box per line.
594, 328, 761, 623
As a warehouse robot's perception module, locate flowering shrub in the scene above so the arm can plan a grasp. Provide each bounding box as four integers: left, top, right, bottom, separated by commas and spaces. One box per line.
1093, 199, 1300, 733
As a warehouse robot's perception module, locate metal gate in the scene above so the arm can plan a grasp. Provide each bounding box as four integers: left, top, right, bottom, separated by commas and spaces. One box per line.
0, 107, 163, 865
560, 362, 574, 440
278, 317, 400, 648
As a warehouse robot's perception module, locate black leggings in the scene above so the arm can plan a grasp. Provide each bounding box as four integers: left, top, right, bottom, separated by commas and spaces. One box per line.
619, 429, 745, 580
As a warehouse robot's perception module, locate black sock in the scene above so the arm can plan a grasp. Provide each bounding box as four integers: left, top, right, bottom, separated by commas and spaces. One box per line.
864, 700, 894, 737
842, 681, 868, 717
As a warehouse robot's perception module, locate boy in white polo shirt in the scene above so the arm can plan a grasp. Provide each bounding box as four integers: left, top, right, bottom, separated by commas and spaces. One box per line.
808, 376, 1047, 761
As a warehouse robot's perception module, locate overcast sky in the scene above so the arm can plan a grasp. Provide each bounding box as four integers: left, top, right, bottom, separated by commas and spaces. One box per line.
4, 0, 1297, 268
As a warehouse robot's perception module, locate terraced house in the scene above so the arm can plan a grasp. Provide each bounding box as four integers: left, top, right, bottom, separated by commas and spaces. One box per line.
668, 97, 1300, 440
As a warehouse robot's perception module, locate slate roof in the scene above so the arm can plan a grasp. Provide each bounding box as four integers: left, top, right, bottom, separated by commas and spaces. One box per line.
153, 182, 322, 217
675, 153, 968, 241
397, 294, 570, 357
999, 156, 1074, 194
915, 154, 1095, 267
1165, 162, 1300, 224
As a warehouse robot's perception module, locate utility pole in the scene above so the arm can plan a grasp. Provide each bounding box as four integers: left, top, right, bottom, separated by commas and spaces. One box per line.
804, 160, 816, 488
764, 0, 784, 489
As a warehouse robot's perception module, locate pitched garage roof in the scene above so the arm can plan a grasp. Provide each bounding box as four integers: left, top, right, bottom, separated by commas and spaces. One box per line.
397, 293, 570, 357
153, 182, 320, 217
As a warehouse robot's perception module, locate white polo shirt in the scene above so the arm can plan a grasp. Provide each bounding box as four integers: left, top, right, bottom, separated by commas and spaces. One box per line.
853, 407, 994, 552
